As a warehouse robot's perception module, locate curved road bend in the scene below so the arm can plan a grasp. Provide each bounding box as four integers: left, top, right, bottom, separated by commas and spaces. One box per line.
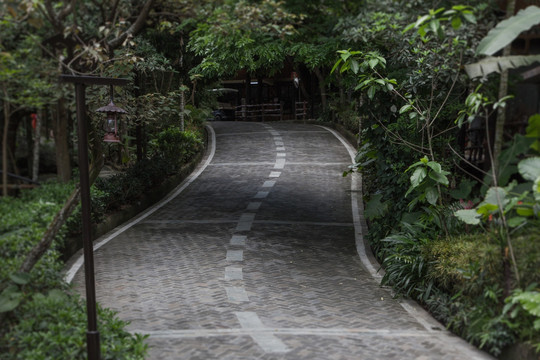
69, 121, 492, 359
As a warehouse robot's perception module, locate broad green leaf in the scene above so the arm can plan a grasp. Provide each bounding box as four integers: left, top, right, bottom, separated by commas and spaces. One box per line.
414, 15, 431, 29
9, 272, 30, 285
331, 58, 342, 74
426, 161, 442, 173
399, 104, 412, 114
351, 59, 359, 74
462, 12, 476, 24
0, 286, 22, 313
451, 16, 462, 29
476, 6, 540, 55
368, 58, 379, 69
367, 86, 376, 99
410, 167, 427, 187
518, 157, 540, 182
516, 206, 534, 217
483, 187, 508, 207
455, 209, 481, 225
429, 19, 440, 34
465, 55, 540, 78
477, 203, 499, 216
507, 216, 527, 228
449, 179, 474, 200
429, 171, 449, 186
425, 186, 438, 205
513, 291, 540, 317
526, 114, 540, 152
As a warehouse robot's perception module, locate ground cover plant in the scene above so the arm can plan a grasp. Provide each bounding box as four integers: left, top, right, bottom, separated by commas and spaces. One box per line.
0, 122, 204, 357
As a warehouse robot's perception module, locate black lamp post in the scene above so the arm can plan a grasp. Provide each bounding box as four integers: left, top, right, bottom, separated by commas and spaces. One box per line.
60, 75, 129, 360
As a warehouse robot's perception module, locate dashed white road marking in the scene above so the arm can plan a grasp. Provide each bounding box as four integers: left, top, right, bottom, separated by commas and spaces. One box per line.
235, 312, 290, 353
274, 158, 286, 169
254, 191, 269, 199
226, 287, 250, 302
262, 181, 276, 188
269, 171, 281, 178
277, 153, 286, 157
230, 235, 247, 246
225, 267, 243, 280
246, 202, 262, 210
226, 250, 243, 262
276, 147, 285, 151
236, 213, 256, 231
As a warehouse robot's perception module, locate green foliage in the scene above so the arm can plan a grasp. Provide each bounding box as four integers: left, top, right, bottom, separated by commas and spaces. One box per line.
379, 227, 434, 301
0, 182, 72, 292
526, 114, 540, 153
504, 285, 540, 352
405, 156, 450, 208
476, 5, 540, 56
154, 127, 203, 170
423, 234, 501, 295
2, 289, 148, 359
403, 5, 476, 42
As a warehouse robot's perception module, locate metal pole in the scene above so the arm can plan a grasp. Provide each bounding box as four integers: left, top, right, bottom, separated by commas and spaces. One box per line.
75, 82, 101, 360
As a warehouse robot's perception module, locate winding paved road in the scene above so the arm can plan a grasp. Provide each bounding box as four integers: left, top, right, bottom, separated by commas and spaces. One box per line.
69, 121, 492, 359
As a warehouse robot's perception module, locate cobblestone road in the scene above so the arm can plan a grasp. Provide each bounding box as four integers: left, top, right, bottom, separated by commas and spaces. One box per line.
69, 122, 493, 359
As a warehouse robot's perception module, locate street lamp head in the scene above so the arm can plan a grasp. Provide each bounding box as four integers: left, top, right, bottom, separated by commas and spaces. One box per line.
96, 101, 127, 143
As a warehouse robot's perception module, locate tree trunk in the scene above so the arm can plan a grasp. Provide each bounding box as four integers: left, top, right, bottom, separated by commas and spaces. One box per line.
492, 0, 515, 182
313, 67, 327, 111
2, 88, 10, 197
19, 153, 104, 274
54, 98, 72, 183
26, 116, 33, 178
32, 112, 42, 182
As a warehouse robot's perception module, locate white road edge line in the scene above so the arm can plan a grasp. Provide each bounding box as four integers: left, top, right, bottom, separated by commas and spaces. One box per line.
132, 327, 435, 338
64, 124, 217, 284
319, 125, 445, 335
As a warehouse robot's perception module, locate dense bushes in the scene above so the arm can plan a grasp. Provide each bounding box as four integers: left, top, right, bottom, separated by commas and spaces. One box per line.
0, 124, 205, 358
331, 1, 540, 357
4, 289, 147, 360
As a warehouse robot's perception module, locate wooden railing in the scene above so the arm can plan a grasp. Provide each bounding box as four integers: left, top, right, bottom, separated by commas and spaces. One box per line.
295, 101, 309, 121
235, 103, 283, 121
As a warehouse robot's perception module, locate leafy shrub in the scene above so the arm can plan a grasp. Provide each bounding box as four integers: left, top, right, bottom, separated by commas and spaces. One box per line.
0, 182, 148, 358
379, 226, 434, 301
423, 233, 502, 296
2, 289, 147, 359
0, 182, 72, 292
154, 127, 203, 171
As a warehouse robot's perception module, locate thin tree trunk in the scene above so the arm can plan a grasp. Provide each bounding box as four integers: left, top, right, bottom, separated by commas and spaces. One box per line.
19, 156, 104, 274
2, 88, 10, 197
493, 0, 515, 181
32, 112, 42, 182
313, 67, 327, 111
54, 98, 72, 183
180, 85, 185, 132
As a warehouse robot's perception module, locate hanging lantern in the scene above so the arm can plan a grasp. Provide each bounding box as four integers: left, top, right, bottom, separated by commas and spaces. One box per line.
96, 91, 127, 143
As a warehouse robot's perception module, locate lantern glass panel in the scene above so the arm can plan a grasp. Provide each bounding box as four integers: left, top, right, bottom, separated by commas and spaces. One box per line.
105, 115, 117, 133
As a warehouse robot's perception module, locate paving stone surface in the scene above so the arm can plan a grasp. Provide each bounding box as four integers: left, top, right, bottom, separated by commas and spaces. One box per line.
70, 121, 493, 359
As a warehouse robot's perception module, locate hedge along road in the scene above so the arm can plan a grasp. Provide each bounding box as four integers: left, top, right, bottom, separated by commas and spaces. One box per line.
67, 121, 493, 360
